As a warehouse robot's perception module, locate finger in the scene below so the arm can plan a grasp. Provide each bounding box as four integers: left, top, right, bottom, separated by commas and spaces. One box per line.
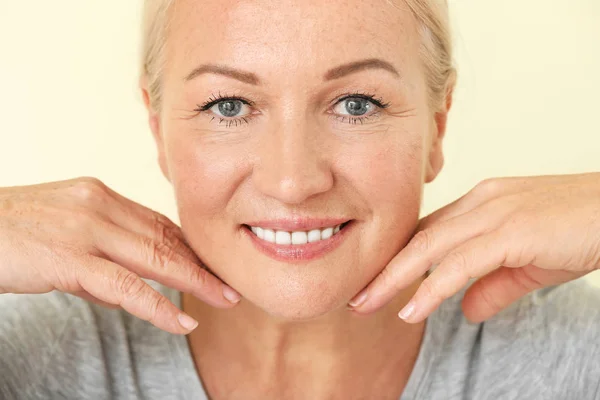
76, 255, 199, 335
99, 187, 195, 259
396, 230, 508, 323
461, 265, 580, 324
102, 203, 203, 268
349, 202, 505, 313
73, 180, 196, 265
70, 290, 121, 309
417, 176, 535, 232
91, 219, 240, 308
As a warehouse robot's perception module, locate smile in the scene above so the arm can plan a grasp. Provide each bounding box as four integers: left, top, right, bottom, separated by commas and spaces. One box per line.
242, 220, 354, 262
248, 221, 349, 245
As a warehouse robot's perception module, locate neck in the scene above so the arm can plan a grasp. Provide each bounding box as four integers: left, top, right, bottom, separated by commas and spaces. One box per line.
183, 274, 427, 400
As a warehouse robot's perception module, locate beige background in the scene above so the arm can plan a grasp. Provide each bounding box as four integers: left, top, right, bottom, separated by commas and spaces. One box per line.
1, 1, 599, 283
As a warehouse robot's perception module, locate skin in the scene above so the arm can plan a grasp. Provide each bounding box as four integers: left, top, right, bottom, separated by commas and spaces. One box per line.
351, 172, 600, 324
1, 2, 597, 396
142, 0, 450, 398
138, 0, 600, 397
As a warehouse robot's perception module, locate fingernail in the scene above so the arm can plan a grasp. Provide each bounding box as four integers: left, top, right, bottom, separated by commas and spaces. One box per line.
398, 299, 416, 321
223, 285, 241, 303
178, 313, 199, 331
348, 290, 368, 308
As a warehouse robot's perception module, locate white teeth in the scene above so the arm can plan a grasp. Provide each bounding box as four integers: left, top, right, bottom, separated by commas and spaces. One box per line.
263, 229, 275, 243
275, 230, 292, 245
307, 229, 321, 242
291, 231, 308, 245
249, 223, 346, 245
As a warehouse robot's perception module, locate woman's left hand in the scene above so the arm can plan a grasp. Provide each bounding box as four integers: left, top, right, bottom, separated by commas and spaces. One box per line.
348, 172, 600, 324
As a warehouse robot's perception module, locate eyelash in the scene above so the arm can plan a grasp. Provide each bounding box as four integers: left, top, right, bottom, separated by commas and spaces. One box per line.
193, 91, 391, 128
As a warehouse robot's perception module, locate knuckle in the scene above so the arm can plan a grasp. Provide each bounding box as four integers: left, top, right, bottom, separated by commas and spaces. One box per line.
444, 251, 470, 274
78, 176, 106, 187
52, 261, 81, 292
378, 266, 402, 292
441, 252, 473, 288
147, 294, 170, 325
472, 178, 503, 198
68, 178, 107, 204
152, 214, 171, 245
148, 239, 178, 271
419, 277, 441, 302
190, 264, 209, 289
409, 230, 434, 256
115, 270, 145, 302
153, 212, 178, 231
151, 214, 182, 250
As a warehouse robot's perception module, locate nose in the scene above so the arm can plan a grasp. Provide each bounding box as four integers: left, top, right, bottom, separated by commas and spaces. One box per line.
252, 118, 334, 205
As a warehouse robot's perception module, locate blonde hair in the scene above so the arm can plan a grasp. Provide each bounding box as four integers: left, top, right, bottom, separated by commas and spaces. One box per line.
141, 0, 456, 113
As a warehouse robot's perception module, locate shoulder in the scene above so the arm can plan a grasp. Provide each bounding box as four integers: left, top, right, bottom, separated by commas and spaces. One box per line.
464, 276, 600, 350
0, 280, 181, 399
0, 290, 86, 398
526, 277, 600, 357
423, 277, 600, 399
0, 279, 180, 352
497, 277, 600, 397
0, 279, 180, 399
0, 289, 82, 354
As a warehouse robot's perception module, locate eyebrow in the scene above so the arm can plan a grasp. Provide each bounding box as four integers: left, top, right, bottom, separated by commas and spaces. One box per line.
324, 58, 400, 81
184, 58, 400, 85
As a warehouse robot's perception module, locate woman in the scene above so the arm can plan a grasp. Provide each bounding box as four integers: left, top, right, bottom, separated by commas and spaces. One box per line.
1, 0, 599, 399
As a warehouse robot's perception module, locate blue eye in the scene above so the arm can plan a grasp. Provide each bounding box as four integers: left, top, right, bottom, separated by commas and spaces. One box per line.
330, 94, 390, 125
210, 100, 250, 118
334, 97, 374, 117
195, 94, 254, 128
195, 92, 390, 128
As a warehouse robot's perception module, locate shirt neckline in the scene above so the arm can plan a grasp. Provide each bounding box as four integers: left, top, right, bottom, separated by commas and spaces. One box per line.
169, 291, 209, 399
170, 289, 435, 400
398, 314, 435, 399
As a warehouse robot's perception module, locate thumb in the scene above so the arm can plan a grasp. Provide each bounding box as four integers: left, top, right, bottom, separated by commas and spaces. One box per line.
461, 266, 542, 324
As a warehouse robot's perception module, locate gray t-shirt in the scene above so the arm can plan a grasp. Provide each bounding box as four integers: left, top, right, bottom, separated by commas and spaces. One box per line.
2, 277, 600, 399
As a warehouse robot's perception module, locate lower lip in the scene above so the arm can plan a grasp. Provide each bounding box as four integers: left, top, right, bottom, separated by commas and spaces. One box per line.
242, 221, 354, 263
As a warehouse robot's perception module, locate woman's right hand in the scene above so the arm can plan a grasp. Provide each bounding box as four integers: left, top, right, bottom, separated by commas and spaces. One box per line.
0, 177, 241, 335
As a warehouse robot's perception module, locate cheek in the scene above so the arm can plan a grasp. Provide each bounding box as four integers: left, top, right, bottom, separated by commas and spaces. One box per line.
164, 136, 249, 220
337, 130, 425, 273
340, 130, 424, 210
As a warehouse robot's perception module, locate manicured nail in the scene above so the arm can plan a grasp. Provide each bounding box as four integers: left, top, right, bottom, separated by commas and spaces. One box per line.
398, 299, 416, 321
348, 290, 368, 308
178, 313, 199, 331
223, 285, 241, 303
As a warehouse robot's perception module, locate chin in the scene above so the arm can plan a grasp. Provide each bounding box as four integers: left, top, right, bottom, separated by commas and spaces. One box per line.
237, 268, 356, 321
186, 220, 394, 321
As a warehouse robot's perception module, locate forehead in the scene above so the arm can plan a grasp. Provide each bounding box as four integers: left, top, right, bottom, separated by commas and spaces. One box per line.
166, 0, 420, 80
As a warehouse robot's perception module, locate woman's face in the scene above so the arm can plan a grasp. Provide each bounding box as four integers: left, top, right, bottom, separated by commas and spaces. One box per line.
148, 0, 446, 319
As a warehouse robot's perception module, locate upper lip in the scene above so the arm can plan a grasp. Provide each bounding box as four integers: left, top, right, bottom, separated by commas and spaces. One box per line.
243, 218, 352, 231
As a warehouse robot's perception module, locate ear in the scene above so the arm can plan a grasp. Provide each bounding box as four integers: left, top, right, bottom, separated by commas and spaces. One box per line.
140, 75, 171, 182
424, 84, 454, 184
